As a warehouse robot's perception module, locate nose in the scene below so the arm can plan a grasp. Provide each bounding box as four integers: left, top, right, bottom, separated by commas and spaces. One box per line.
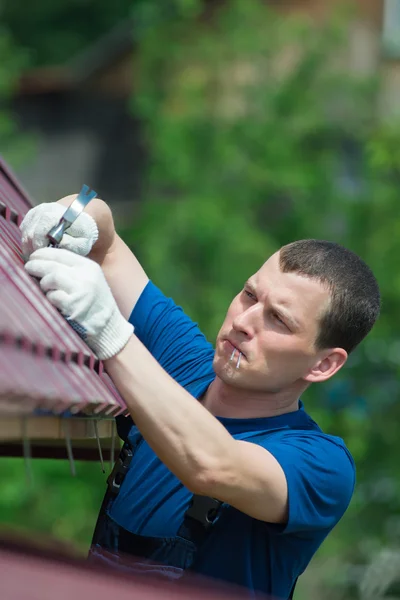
232, 305, 258, 340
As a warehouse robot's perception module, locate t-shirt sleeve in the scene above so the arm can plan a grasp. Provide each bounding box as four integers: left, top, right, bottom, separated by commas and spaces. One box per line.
264, 432, 356, 534
128, 281, 215, 388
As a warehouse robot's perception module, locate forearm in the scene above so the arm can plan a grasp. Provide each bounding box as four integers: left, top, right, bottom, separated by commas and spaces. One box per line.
104, 334, 235, 492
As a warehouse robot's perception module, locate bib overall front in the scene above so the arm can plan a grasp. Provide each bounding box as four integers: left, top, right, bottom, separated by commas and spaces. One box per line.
88, 415, 319, 597
87, 426, 223, 581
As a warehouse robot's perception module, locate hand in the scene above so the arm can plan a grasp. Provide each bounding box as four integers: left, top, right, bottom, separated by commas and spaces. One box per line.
20, 202, 99, 260
25, 248, 134, 360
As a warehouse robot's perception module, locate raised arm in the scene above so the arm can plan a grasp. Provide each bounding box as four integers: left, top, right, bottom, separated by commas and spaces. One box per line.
57, 195, 148, 320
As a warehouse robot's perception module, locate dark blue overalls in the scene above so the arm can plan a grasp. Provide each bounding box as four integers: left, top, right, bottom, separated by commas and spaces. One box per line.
88, 425, 223, 580
88, 418, 313, 597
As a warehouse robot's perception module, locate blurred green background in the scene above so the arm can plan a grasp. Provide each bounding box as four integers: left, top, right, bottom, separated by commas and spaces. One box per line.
2, 1, 400, 598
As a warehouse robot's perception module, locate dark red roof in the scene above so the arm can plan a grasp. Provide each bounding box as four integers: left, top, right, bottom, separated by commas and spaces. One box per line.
0, 156, 128, 418
0, 537, 256, 600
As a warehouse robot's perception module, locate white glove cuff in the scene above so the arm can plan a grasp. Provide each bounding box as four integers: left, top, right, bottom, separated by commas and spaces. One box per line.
89, 307, 134, 360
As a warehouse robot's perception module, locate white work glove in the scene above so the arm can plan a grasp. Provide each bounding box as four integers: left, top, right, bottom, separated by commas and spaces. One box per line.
20, 201, 99, 260
25, 248, 133, 360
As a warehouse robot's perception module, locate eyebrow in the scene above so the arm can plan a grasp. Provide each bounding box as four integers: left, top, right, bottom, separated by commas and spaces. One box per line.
245, 279, 257, 293
244, 279, 302, 331
272, 307, 301, 331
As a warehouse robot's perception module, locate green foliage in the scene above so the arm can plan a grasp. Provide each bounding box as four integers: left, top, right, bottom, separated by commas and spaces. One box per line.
0, 458, 106, 551
0, 458, 106, 554
0, 0, 133, 66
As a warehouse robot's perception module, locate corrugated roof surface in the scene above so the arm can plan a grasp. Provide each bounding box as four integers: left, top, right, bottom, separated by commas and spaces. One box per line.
0, 156, 128, 418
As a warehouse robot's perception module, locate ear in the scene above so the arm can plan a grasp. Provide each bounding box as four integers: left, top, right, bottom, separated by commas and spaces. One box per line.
303, 348, 348, 384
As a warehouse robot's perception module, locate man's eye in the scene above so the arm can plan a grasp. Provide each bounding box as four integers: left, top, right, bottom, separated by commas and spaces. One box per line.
272, 313, 286, 327
244, 289, 256, 301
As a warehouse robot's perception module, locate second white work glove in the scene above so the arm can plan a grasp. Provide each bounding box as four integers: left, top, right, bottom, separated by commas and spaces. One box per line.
20, 201, 99, 260
25, 248, 133, 360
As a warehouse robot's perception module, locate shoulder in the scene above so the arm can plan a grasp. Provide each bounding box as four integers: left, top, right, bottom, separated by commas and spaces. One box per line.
268, 428, 355, 487
264, 429, 355, 533
281, 428, 354, 463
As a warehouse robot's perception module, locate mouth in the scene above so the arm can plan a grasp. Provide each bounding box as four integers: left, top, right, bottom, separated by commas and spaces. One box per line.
224, 338, 246, 360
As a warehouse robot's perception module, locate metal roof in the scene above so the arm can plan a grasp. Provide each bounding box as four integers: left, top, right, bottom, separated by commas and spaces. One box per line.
0, 156, 128, 419
0, 538, 249, 600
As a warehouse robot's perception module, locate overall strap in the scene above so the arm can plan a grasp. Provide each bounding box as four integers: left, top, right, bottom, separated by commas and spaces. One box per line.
106, 428, 143, 498
95, 424, 225, 551
91, 429, 143, 546
177, 495, 224, 546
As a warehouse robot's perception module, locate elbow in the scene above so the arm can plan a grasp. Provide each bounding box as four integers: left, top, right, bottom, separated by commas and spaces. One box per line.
89, 200, 116, 260
185, 465, 225, 497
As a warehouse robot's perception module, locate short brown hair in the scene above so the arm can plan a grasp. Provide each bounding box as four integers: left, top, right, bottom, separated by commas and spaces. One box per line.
279, 240, 381, 353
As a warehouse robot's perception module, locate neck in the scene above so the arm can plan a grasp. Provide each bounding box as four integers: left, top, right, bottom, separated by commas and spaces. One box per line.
202, 377, 304, 419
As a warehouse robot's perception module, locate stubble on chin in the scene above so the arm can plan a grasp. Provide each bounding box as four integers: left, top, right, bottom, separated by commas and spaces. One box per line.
213, 353, 242, 384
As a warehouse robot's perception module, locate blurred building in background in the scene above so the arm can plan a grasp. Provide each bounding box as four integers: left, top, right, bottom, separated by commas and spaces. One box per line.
12, 22, 143, 223
279, 0, 400, 116
10, 0, 400, 221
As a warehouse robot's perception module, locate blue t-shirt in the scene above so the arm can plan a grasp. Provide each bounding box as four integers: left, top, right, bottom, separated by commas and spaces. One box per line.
110, 282, 355, 599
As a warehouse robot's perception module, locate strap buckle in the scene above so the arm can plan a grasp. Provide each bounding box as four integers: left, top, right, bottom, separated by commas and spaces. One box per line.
107, 444, 133, 496
186, 495, 223, 529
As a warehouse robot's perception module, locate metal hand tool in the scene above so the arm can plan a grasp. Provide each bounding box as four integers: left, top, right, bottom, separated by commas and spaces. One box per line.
46, 184, 97, 339
47, 184, 97, 247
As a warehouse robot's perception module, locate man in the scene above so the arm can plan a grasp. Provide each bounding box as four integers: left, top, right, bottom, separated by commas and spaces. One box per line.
20, 195, 381, 599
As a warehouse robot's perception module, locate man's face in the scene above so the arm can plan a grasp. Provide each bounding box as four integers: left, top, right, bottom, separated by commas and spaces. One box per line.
213, 251, 332, 393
